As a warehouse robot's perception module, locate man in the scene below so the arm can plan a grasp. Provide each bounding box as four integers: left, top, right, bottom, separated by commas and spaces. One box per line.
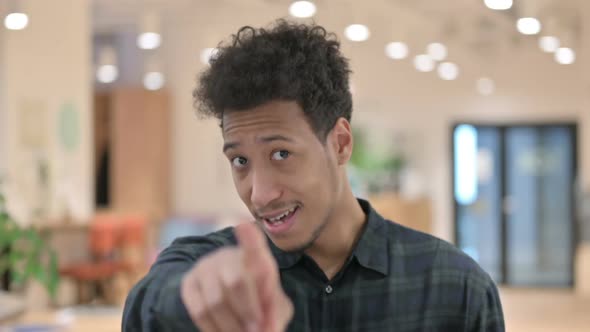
123, 20, 505, 332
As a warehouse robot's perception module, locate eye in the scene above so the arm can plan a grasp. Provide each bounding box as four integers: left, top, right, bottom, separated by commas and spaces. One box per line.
231, 156, 248, 168
272, 150, 290, 161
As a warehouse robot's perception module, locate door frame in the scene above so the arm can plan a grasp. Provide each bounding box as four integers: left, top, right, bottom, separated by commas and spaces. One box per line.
451, 122, 579, 287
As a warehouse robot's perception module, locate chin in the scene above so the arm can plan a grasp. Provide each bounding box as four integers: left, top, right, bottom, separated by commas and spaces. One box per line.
270, 236, 315, 253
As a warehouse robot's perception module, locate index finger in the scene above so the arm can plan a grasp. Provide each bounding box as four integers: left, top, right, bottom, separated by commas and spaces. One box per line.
235, 222, 271, 262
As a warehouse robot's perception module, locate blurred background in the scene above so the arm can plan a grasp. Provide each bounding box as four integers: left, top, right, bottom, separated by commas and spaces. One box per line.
1, 0, 589, 331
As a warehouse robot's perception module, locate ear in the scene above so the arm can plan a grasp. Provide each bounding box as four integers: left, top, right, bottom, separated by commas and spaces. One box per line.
328, 118, 353, 166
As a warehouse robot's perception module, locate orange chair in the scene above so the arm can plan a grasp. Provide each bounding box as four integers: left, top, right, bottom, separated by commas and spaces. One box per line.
119, 214, 146, 248
59, 214, 132, 304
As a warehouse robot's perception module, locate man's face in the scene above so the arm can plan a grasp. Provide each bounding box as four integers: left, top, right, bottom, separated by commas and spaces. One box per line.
222, 100, 342, 252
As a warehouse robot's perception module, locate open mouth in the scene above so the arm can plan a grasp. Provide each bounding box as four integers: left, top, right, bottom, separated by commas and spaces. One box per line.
261, 206, 300, 235
264, 206, 297, 224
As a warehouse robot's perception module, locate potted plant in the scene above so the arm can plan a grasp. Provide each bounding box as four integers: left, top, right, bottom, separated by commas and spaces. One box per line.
349, 128, 407, 193
0, 189, 60, 321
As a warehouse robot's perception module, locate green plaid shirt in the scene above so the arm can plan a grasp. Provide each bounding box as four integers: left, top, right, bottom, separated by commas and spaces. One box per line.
123, 199, 504, 331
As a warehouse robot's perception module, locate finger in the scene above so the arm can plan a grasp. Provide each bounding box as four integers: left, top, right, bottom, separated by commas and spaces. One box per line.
220, 261, 262, 330
235, 222, 270, 262
261, 291, 293, 332
260, 290, 278, 332
208, 301, 244, 332
256, 273, 281, 332
275, 291, 294, 332
235, 223, 279, 295
202, 276, 245, 331
236, 223, 287, 332
181, 273, 220, 332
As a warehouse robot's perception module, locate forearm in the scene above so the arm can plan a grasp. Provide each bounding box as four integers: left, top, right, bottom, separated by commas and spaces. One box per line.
121, 232, 233, 331
123, 267, 198, 331
122, 255, 199, 332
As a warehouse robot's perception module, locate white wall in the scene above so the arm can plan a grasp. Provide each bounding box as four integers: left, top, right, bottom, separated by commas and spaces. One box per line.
164, 2, 286, 218
0, 24, 6, 180
1, 0, 92, 224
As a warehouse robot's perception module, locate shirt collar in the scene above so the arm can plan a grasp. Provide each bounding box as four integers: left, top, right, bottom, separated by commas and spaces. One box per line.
352, 198, 389, 275
268, 198, 389, 276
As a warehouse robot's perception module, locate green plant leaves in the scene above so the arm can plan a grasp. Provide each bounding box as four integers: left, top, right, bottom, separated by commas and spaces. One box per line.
0, 191, 60, 299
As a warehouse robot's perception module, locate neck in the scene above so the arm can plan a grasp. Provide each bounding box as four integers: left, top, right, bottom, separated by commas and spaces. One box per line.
304, 185, 366, 280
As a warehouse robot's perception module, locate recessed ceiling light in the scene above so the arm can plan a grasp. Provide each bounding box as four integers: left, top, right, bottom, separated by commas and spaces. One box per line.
96, 65, 118, 83
137, 32, 162, 50
517, 17, 542, 35
143, 72, 165, 90
385, 42, 409, 60
4, 12, 29, 30
484, 0, 513, 10
554, 47, 575, 65
438, 62, 459, 80
289, 1, 316, 18
344, 24, 370, 42
427, 42, 447, 61
539, 36, 560, 53
414, 54, 435, 72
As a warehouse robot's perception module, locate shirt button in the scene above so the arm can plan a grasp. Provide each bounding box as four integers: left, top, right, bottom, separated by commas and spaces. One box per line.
325, 285, 333, 294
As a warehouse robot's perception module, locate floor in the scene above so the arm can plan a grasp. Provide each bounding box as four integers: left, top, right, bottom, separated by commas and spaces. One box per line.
2, 306, 123, 332
3, 289, 589, 331
501, 288, 590, 332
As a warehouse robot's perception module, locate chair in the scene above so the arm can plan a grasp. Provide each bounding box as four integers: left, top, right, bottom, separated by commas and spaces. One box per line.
59, 213, 146, 304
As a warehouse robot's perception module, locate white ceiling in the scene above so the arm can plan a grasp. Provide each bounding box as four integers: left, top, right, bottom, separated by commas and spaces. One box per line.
91, 0, 586, 60
91, 0, 589, 97
91, 0, 583, 36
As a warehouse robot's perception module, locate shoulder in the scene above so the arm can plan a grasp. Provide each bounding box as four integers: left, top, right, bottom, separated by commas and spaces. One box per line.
385, 221, 492, 283
383, 221, 504, 328
171, 226, 237, 247
157, 226, 238, 263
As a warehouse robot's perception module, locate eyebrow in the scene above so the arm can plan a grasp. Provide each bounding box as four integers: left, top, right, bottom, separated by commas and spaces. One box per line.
222, 135, 294, 153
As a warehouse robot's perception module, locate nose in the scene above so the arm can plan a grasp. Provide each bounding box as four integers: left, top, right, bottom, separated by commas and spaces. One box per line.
249, 168, 282, 210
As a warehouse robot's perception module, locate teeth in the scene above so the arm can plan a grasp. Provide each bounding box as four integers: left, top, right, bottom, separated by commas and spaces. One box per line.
267, 207, 296, 223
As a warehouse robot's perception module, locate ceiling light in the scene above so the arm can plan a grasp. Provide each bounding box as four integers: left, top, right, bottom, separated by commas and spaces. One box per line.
385, 42, 408, 60
4, 12, 28, 30
96, 65, 118, 83
427, 42, 447, 61
484, 0, 513, 10
539, 36, 560, 53
137, 32, 161, 50
414, 54, 435, 72
344, 24, 370, 42
289, 1, 316, 18
438, 62, 459, 80
554, 47, 575, 65
476, 77, 495, 95
517, 17, 541, 35
143, 72, 165, 90
200, 48, 219, 65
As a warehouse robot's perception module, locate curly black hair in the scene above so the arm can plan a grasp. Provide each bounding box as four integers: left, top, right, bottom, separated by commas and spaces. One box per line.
193, 19, 353, 141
